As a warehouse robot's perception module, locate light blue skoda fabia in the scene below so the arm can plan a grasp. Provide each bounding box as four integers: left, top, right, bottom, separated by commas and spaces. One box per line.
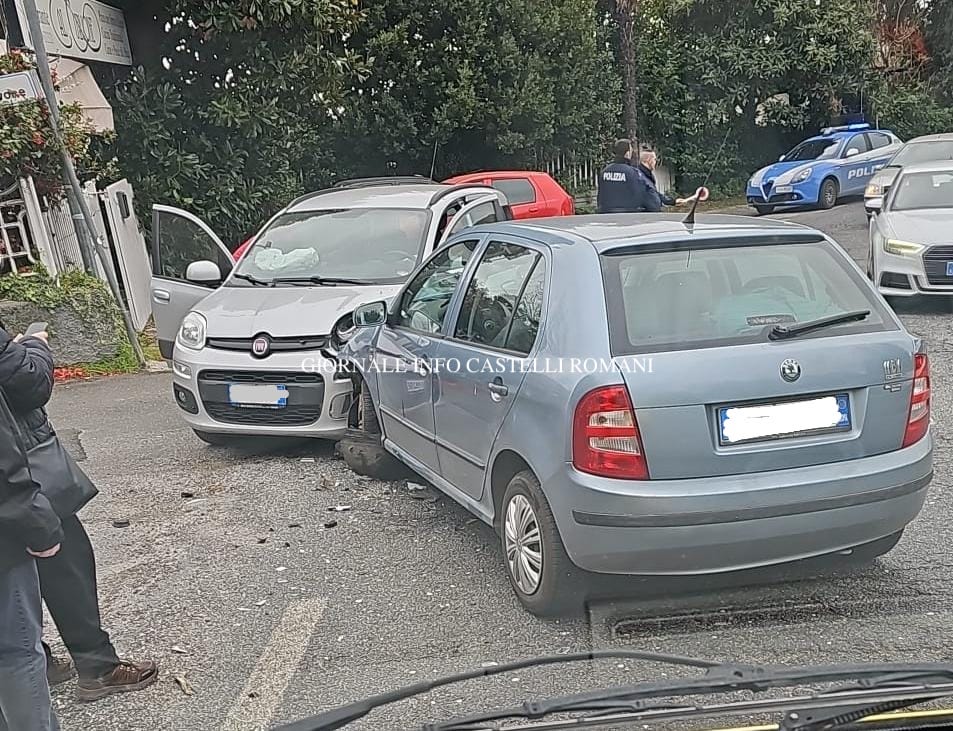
337, 214, 933, 616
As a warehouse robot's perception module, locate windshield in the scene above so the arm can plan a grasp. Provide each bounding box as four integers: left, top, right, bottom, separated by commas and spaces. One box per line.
892, 140, 953, 166
891, 171, 953, 211
230, 208, 428, 285
783, 137, 841, 162
601, 241, 892, 354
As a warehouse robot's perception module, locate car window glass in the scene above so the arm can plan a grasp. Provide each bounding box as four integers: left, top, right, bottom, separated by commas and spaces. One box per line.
867, 132, 892, 150
449, 201, 499, 237
491, 178, 536, 206
845, 134, 870, 155
395, 240, 479, 333
453, 241, 540, 349
154, 210, 231, 279
891, 171, 953, 211
893, 140, 953, 165
602, 242, 894, 355
503, 258, 546, 355
435, 200, 466, 241
784, 139, 840, 162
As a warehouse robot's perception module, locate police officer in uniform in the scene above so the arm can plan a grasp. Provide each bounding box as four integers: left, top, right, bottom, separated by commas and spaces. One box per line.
596, 139, 645, 213
633, 148, 688, 212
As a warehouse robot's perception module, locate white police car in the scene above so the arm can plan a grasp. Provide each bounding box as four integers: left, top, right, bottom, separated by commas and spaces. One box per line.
746, 123, 903, 215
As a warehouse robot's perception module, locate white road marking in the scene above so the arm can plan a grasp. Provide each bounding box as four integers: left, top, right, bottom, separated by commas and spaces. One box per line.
221, 596, 327, 731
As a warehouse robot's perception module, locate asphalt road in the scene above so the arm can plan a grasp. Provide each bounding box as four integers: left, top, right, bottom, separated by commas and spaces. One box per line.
45, 199, 953, 731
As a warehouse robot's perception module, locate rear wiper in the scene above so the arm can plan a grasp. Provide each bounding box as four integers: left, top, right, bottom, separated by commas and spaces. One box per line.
428, 663, 953, 731
768, 309, 870, 341
232, 272, 273, 287
271, 276, 373, 286
269, 652, 953, 731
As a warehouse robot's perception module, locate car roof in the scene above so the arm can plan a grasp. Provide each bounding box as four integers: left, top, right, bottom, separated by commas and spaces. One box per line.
472, 213, 819, 251
446, 170, 551, 180
286, 184, 449, 212
896, 160, 953, 174
907, 133, 953, 143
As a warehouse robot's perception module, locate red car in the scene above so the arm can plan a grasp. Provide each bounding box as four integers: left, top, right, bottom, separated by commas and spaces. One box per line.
442, 170, 574, 219
232, 237, 252, 261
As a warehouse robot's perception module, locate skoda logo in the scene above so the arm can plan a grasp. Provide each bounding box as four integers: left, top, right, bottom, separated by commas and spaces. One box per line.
780, 358, 801, 383
251, 336, 270, 358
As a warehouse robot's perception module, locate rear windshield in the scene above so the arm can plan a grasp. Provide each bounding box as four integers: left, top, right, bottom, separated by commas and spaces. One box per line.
892, 140, 953, 166
601, 240, 896, 355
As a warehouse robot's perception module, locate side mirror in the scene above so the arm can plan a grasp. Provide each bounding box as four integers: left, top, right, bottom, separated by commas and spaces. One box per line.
186, 260, 222, 285
353, 301, 387, 327
866, 197, 883, 214
845, 148, 860, 158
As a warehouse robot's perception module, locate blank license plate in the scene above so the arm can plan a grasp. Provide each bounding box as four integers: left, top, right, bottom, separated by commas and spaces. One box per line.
946, 262, 953, 277
228, 384, 289, 408
775, 185, 793, 193
718, 394, 850, 445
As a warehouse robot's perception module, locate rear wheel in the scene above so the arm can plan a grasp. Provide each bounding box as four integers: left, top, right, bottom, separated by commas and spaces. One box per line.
818, 178, 839, 210
753, 204, 775, 216
500, 471, 583, 617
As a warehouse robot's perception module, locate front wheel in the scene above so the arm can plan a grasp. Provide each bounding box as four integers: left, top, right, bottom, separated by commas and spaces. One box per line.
500, 471, 583, 617
818, 178, 839, 210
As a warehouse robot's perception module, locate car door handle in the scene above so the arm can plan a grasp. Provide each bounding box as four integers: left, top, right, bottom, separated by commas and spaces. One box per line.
487, 380, 508, 399
152, 289, 171, 303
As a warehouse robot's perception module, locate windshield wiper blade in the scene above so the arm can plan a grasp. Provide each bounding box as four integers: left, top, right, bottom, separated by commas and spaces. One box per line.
232, 272, 273, 286
428, 664, 953, 731
268, 650, 718, 731
271, 276, 373, 286
768, 309, 870, 341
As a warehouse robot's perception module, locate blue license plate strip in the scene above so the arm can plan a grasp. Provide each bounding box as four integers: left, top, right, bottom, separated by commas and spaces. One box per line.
718, 393, 850, 446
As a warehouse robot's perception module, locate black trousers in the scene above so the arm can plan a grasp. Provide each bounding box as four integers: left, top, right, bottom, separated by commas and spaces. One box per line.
37, 514, 119, 679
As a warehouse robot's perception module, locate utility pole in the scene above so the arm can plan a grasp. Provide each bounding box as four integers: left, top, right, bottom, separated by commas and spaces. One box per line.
20, 0, 145, 366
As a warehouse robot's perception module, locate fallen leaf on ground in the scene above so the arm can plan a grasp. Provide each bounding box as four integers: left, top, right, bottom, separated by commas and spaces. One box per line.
173, 675, 194, 695
171, 645, 189, 655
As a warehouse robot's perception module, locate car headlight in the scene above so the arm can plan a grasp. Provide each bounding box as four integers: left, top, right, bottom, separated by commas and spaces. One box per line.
177, 312, 207, 350
331, 313, 356, 348
792, 167, 813, 183
884, 239, 924, 256
865, 181, 883, 197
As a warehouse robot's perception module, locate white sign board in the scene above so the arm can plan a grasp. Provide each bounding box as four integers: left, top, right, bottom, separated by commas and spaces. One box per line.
0, 70, 42, 108
15, 0, 133, 66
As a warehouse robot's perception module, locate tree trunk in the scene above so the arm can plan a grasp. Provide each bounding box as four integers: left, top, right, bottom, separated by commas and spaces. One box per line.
615, 0, 639, 145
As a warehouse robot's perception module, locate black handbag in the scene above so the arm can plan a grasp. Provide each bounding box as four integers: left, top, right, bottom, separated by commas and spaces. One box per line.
26, 432, 99, 518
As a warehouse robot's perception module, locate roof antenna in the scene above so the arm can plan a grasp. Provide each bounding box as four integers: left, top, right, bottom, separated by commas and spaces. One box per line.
683, 126, 732, 226
429, 137, 440, 180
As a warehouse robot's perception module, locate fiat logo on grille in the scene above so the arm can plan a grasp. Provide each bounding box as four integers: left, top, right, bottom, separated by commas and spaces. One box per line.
251, 336, 270, 358
780, 358, 801, 382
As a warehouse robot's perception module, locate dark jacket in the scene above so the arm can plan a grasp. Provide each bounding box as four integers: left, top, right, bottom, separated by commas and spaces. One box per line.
0, 331, 63, 571
597, 159, 645, 213
0, 329, 55, 449
634, 163, 676, 212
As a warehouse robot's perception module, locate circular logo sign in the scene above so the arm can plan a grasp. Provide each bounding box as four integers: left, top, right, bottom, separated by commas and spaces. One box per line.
251, 336, 270, 358
780, 358, 801, 382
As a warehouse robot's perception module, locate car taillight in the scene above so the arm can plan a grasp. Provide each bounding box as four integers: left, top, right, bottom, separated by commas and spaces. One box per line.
572, 385, 648, 479
902, 353, 930, 448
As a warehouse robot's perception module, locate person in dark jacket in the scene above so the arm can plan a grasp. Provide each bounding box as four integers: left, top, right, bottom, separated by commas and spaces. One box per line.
632, 149, 688, 212
0, 326, 158, 702
0, 354, 61, 730
597, 139, 646, 213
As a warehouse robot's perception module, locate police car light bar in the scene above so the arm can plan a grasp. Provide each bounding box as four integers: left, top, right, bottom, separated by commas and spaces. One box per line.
820, 122, 871, 135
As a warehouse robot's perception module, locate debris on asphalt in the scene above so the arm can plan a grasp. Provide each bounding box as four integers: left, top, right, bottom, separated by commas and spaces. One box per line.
111, 519, 130, 529
480, 661, 499, 668
276, 566, 287, 572
238, 607, 251, 612
300, 457, 315, 463
323, 520, 338, 529
283, 541, 291, 547
248, 691, 259, 699
171, 645, 189, 655
328, 505, 351, 512
255, 599, 266, 606
180, 491, 195, 499
173, 674, 194, 695
256, 537, 268, 544
288, 522, 302, 528
407, 481, 427, 491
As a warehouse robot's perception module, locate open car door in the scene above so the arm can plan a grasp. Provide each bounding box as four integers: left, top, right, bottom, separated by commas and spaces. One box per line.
150, 205, 234, 360
437, 193, 509, 249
